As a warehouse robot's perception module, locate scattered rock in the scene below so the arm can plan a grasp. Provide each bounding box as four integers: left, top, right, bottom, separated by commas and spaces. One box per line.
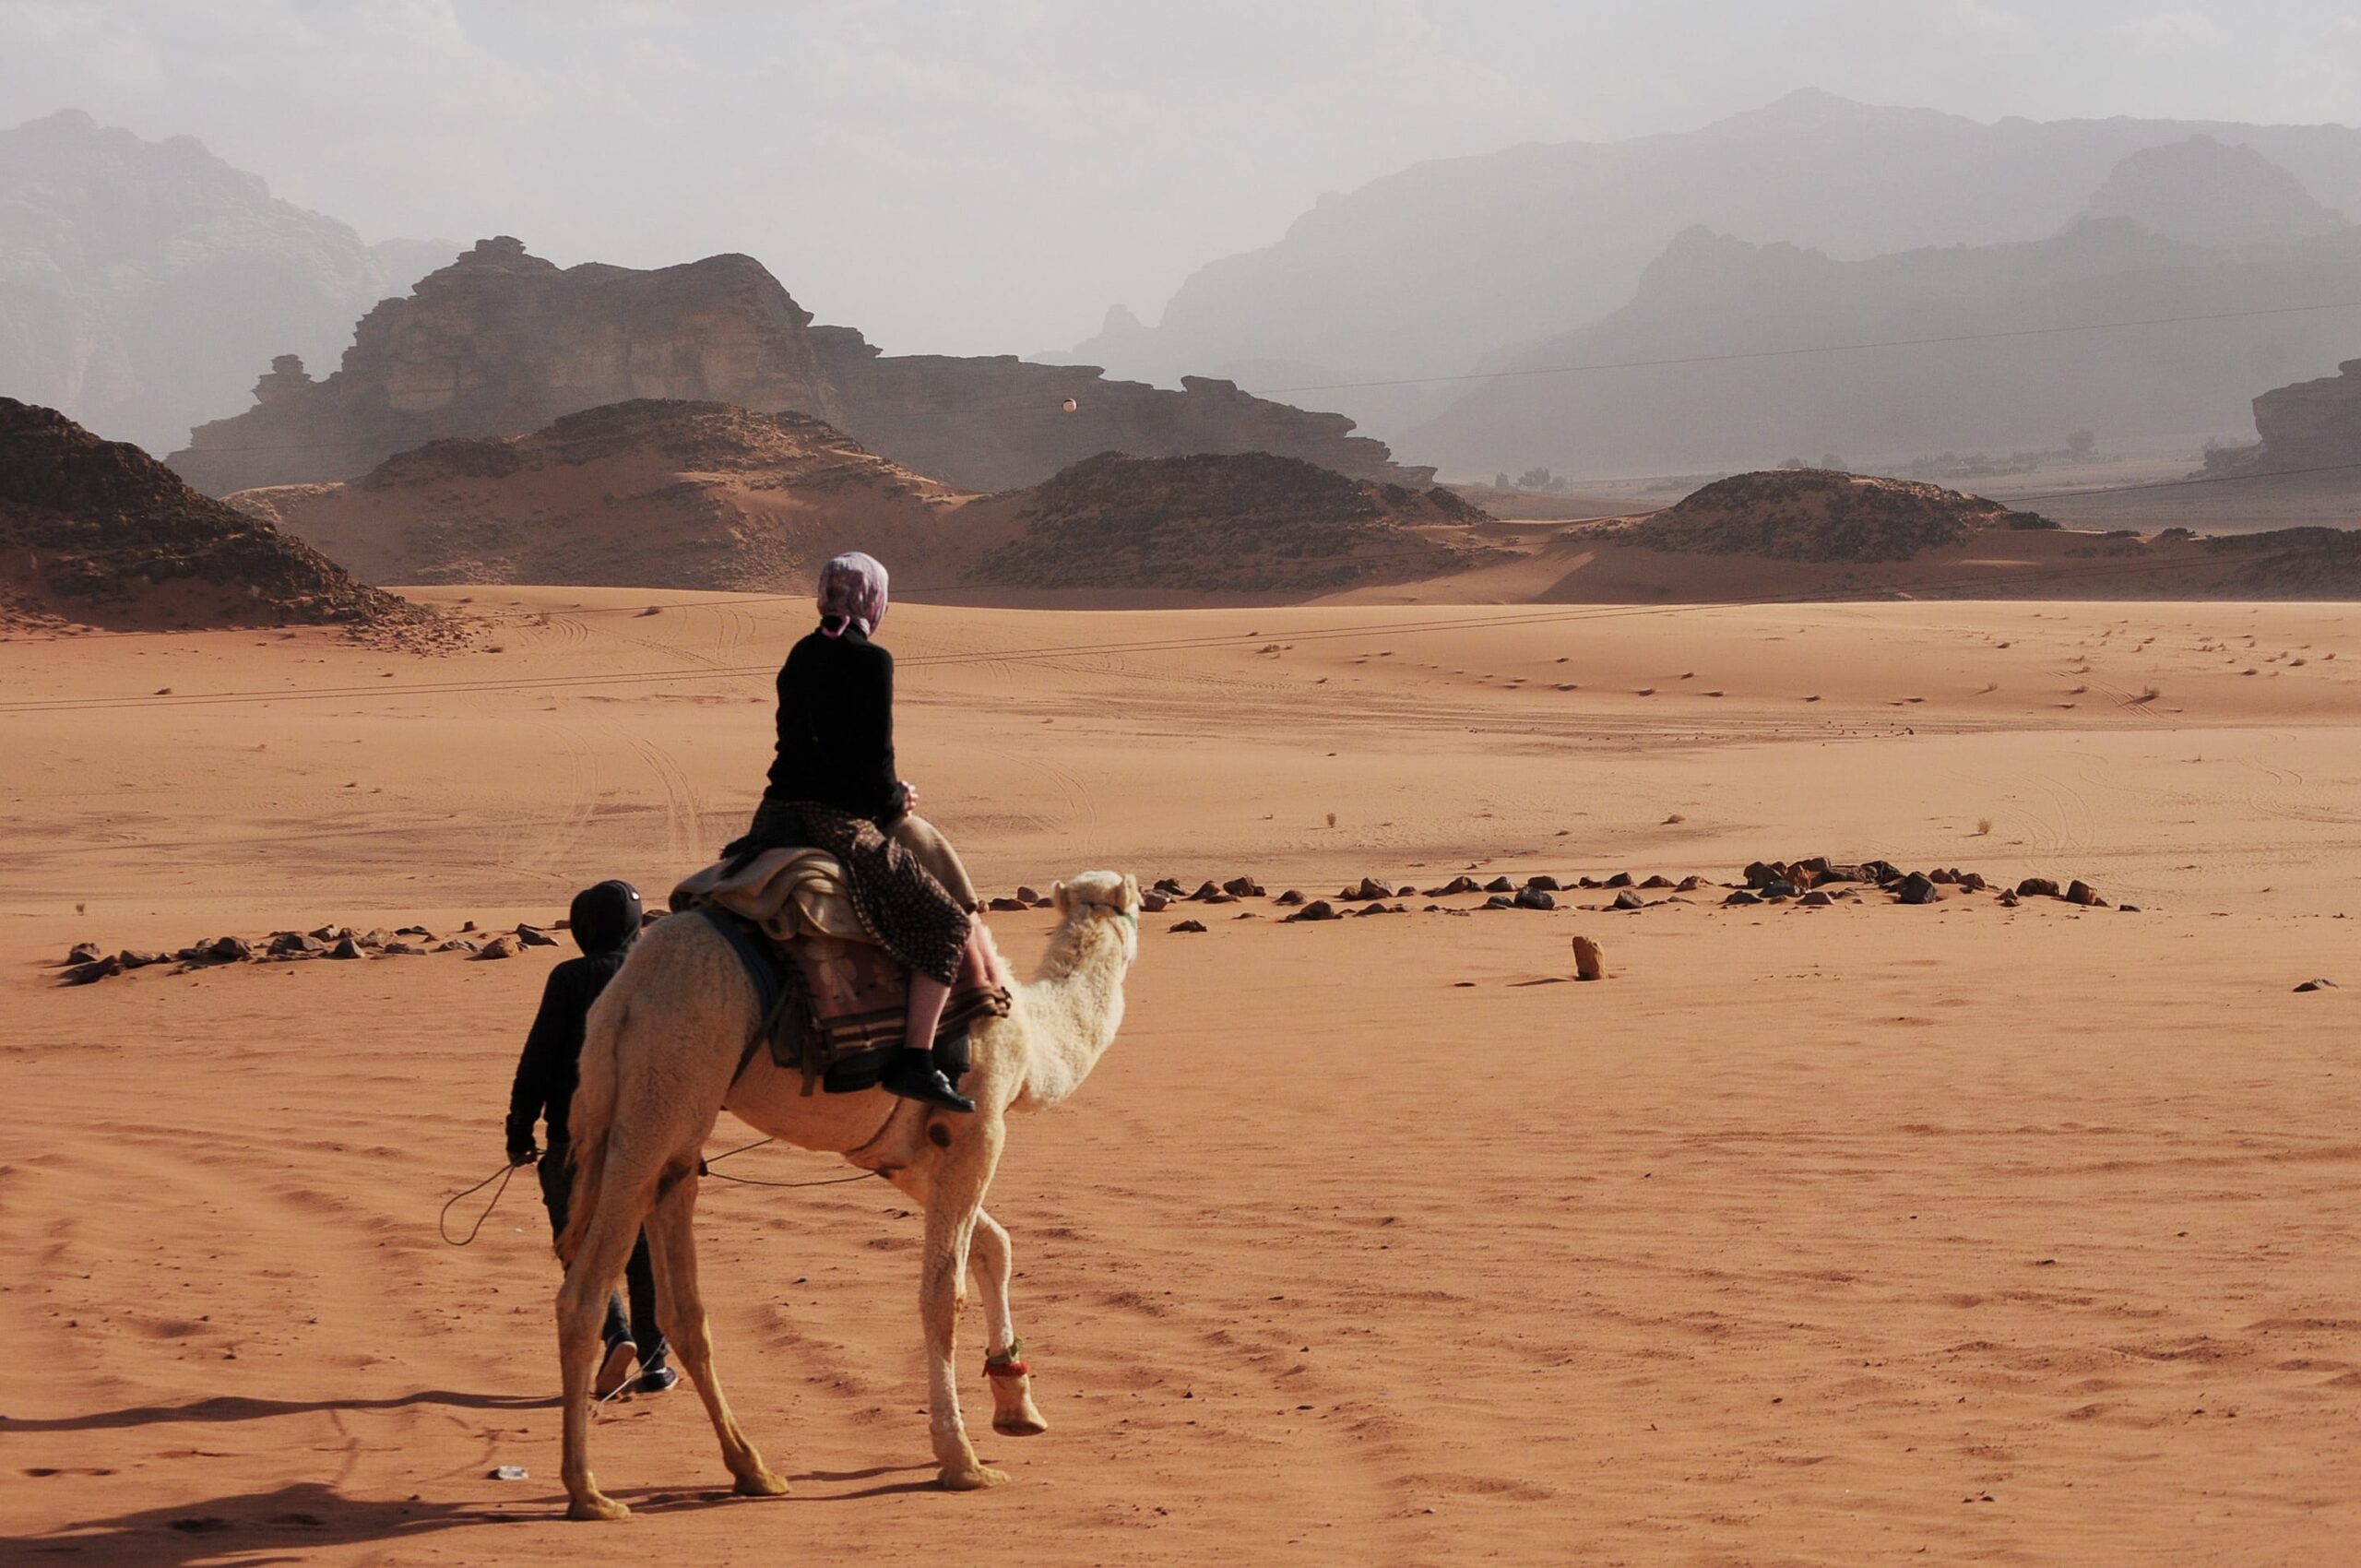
2118, 904, 2142, 913
1140, 891, 1172, 913
436, 938, 481, 955
1997, 889, 2021, 908
1799, 889, 1833, 907
461, 920, 479, 932
2018, 877, 2062, 898
1525, 874, 1560, 892
268, 932, 326, 956
357, 929, 395, 947
2294, 978, 2339, 992
2065, 879, 2103, 907
1274, 890, 1304, 906
1482, 876, 1515, 893
1676, 874, 1706, 892
1515, 885, 1558, 911
1572, 935, 1606, 981
472, 934, 523, 960
117, 949, 169, 968
1610, 889, 1644, 911
59, 955, 122, 986
1640, 874, 1674, 889
1424, 875, 1481, 897
327, 936, 365, 959
1285, 900, 1338, 923
1482, 895, 1515, 909
1342, 876, 1394, 901
1896, 873, 1942, 905
987, 897, 1028, 912
1221, 876, 1264, 897
1956, 872, 1988, 892
308, 924, 352, 943
1603, 872, 1634, 888
201, 935, 253, 962
514, 925, 557, 946
65, 941, 103, 965
1724, 890, 1762, 907
381, 942, 427, 956
1152, 877, 1186, 897
1762, 879, 1800, 899
1188, 880, 1222, 901
1169, 920, 1207, 933
396, 924, 433, 936
1202, 892, 1239, 905
1014, 885, 1044, 905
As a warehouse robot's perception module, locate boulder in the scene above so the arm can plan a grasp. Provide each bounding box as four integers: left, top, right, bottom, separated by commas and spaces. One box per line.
117, 949, 170, 968
65, 941, 103, 965
1169, 920, 1207, 933
1202, 892, 1238, 905
268, 931, 326, 956
1343, 876, 1394, 901
1274, 890, 1304, 906
2065, 879, 2103, 907
1610, 890, 1643, 911
1896, 873, 1941, 905
1956, 873, 1987, 892
1152, 877, 1187, 896
309, 924, 352, 943
1799, 889, 1833, 907
1603, 872, 1634, 888
1188, 881, 1222, 901
1762, 880, 1799, 899
2294, 978, 2340, 992
1285, 900, 1339, 923
1515, 885, 1558, 910
358, 929, 396, 947
514, 925, 558, 946
1724, 890, 1762, 907
472, 934, 523, 960
1572, 935, 1606, 981
1525, 873, 1560, 892
396, 924, 433, 936
1015, 885, 1044, 905
59, 955, 122, 986
2017, 877, 2061, 898
1997, 889, 2021, 908
1481, 895, 1515, 909
1221, 876, 1264, 898
1140, 891, 1172, 912
436, 938, 481, 954
1482, 876, 1515, 893
382, 942, 427, 956
327, 936, 365, 959
1640, 874, 1674, 889
987, 897, 1027, 912
202, 935, 253, 962
1424, 875, 1481, 897
1676, 874, 1706, 892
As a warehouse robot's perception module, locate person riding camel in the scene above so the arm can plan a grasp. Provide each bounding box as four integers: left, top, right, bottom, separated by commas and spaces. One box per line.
726, 552, 985, 1113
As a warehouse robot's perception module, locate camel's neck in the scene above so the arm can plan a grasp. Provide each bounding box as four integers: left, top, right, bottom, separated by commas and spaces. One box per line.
1012, 916, 1131, 1111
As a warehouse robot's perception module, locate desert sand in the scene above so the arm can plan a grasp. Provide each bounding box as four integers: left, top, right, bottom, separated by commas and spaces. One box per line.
6, 588, 2359, 1565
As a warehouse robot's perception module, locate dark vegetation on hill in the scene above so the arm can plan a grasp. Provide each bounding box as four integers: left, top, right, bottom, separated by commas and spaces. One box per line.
1617, 469, 2056, 563
0, 398, 429, 634
976, 452, 1496, 591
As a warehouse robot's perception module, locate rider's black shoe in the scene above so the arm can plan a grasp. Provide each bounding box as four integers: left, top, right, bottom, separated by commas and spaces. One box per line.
883, 1050, 975, 1113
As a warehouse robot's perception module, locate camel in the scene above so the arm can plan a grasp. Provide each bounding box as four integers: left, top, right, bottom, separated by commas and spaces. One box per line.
552, 870, 1142, 1520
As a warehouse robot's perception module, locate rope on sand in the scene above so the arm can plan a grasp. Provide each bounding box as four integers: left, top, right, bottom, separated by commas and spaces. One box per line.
437, 1141, 883, 1245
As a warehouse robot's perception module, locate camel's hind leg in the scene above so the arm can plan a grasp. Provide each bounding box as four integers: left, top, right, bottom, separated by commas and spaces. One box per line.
643, 1170, 789, 1498
969, 1209, 1048, 1437
557, 1186, 647, 1522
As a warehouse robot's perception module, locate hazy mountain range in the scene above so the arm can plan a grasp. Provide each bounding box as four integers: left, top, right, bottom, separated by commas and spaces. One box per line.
0, 109, 453, 455
1060, 91, 2361, 459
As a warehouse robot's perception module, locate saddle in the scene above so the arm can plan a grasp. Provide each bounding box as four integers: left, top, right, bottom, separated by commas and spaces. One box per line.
671, 849, 1009, 1097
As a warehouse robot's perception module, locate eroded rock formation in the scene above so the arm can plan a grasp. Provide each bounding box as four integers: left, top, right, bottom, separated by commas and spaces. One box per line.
1615, 469, 2054, 562
2242, 359, 2361, 471
169, 239, 1430, 495
0, 397, 426, 634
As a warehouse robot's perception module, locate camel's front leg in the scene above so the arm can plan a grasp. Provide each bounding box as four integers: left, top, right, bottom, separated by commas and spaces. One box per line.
920, 1113, 1009, 1489
969, 1209, 1047, 1437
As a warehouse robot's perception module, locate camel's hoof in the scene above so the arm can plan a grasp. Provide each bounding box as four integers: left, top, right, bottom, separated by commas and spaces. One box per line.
992, 1413, 1049, 1437
732, 1468, 791, 1499
566, 1493, 632, 1523
938, 1463, 1012, 1491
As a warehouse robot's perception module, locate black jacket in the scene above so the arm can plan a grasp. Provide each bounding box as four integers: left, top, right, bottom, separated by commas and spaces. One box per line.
504, 952, 626, 1157
763, 625, 904, 825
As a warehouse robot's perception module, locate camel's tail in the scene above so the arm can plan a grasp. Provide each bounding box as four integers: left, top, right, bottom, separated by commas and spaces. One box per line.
554, 986, 625, 1266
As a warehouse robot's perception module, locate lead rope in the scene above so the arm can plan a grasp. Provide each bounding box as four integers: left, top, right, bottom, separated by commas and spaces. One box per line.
438, 1140, 881, 1247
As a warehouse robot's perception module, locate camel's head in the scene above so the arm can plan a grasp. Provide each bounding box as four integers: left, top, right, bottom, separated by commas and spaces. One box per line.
1050, 871, 1141, 965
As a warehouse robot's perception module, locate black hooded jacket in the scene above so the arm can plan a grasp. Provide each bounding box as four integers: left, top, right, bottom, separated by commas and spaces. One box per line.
504, 881, 642, 1158
763, 624, 904, 826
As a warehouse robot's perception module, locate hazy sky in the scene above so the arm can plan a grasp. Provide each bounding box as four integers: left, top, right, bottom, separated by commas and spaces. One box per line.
6, 0, 2358, 356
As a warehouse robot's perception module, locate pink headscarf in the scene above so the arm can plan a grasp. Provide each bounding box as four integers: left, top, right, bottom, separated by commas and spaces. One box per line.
816, 552, 888, 638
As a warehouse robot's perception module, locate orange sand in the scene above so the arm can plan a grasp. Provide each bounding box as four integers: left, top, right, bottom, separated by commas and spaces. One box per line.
5, 588, 2358, 1565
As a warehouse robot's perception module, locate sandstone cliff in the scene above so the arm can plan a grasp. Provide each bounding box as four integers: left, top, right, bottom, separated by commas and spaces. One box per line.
226, 399, 969, 590
2231, 359, 2361, 473
0, 397, 425, 634
170, 239, 1430, 495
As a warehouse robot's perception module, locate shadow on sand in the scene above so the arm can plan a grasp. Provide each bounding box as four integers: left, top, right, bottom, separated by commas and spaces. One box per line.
0, 1389, 555, 1433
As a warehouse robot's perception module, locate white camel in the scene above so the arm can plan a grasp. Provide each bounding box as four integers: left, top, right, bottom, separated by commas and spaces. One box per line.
552, 870, 1141, 1520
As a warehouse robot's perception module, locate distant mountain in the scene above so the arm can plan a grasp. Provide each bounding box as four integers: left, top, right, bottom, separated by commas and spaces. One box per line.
0, 110, 455, 455
2077, 136, 2347, 250
1407, 181, 2361, 479
1067, 91, 2361, 440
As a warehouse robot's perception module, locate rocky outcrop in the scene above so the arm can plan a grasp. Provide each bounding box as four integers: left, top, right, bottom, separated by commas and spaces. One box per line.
2238, 360, 2361, 472
226, 398, 967, 590
0, 397, 427, 634
1615, 470, 2053, 563
967, 451, 1491, 591
0, 109, 453, 456
2078, 137, 2346, 252
170, 239, 1431, 496
172, 238, 842, 493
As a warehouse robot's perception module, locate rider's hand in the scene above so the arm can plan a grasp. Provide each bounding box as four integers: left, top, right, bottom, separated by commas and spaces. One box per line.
897, 780, 920, 811
508, 1146, 540, 1168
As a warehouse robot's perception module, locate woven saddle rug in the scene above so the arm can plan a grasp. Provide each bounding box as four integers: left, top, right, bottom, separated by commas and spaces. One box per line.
671, 849, 1010, 1089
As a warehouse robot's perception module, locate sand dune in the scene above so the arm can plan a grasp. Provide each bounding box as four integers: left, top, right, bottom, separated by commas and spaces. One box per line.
6, 588, 2359, 1564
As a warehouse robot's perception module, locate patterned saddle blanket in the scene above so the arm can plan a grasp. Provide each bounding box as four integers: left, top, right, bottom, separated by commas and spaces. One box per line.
671, 849, 1010, 1094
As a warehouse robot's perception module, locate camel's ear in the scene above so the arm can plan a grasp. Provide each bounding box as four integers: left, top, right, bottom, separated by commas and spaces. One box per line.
1050, 880, 1071, 912
1121, 873, 1140, 910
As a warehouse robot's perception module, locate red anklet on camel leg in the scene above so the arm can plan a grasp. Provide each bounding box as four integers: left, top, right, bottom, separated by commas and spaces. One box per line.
983, 1337, 1028, 1378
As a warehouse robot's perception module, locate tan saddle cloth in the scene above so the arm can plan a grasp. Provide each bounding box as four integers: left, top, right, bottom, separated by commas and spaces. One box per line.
671, 849, 1010, 1094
